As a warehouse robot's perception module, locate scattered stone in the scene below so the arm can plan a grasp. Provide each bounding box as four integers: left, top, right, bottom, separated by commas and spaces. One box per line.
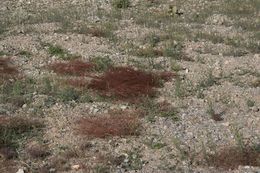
16, 169, 24, 173
71, 164, 81, 170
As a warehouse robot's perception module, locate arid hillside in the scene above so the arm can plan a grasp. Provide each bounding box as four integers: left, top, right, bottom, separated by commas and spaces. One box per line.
0, 0, 259, 172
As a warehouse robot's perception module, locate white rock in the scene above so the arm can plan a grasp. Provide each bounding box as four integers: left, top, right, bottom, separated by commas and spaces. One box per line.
120, 105, 127, 110
93, 108, 99, 114
71, 164, 81, 170
16, 169, 24, 173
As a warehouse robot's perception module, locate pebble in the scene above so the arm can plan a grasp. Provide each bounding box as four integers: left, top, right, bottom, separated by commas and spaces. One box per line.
16, 169, 24, 173
120, 105, 127, 110
49, 168, 56, 173
93, 108, 99, 114
222, 122, 229, 127
71, 164, 81, 170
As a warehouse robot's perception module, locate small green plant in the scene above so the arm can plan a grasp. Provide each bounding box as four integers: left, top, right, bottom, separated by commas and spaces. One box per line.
161, 110, 179, 121
0, 51, 10, 56
146, 136, 167, 149
57, 87, 80, 102
1, 79, 35, 108
151, 142, 167, 149
163, 42, 183, 59
145, 33, 160, 47
12, 80, 24, 96
231, 125, 245, 152
47, 43, 78, 60
19, 50, 31, 57
112, 0, 130, 9
196, 88, 204, 99
174, 77, 185, 98
47, 44, 66, 56
94, 165, 110, 173
135, 46, 163, 57
140, 98, 158, 122
171, 60, 182, 72
121, 149, 143, 170
194, 32, 224, 44
198, 70, 218, 89
246, 99, 255, 107
0, 117, 44, 150
40, 77, 53, 94
79, 93, 94, 103
206, 101, 223, 121
206, 101, 215, 117
90, 56, 113, 71
172, 137, 189, 161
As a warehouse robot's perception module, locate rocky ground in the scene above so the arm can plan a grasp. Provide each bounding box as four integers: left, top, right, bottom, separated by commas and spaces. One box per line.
0, 0, 259, 173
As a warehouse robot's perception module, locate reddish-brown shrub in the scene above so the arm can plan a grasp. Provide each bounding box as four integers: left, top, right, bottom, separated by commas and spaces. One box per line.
0, 58, 18, 81
49, 60, 95, 76
76, 112, 140, 138
207, 145, 260, 170
88, 67, 173, 99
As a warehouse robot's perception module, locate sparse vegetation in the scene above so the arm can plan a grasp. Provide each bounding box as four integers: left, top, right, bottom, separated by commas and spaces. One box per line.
198, 70, 218, 89
47, 43, 78, 60
112, 0, 130, 9
206, 101, 223, 121
1, 79, 36, 109
57, 87, 80, 102
18, 50, 31, 57
121, 149, 143, 170
0, 116, 44, 151
0, 0, 259, 172
246, 99, 255, 107
90, 56, 113, 72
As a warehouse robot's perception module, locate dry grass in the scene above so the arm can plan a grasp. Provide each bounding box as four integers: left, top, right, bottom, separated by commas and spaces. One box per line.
207, 145, 260, 170
48, 60, 95, 76
76, 111, 141, 138
88, 67, 173, 100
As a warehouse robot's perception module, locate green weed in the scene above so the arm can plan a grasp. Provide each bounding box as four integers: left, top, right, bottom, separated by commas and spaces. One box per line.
46, 43, 78, 60
90, 56, 113, 71
112, 0, 130, 9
